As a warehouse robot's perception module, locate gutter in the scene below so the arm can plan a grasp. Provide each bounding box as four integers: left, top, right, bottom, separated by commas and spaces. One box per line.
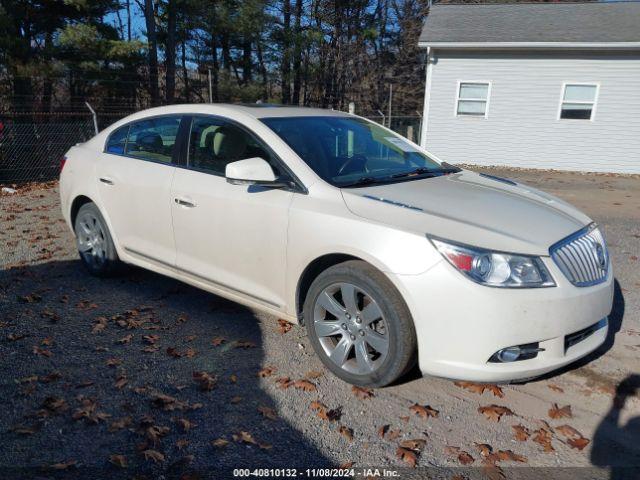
417, 41, 640, 50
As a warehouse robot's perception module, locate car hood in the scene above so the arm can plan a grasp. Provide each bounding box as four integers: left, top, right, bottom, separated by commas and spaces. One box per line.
340, 170, 592, 256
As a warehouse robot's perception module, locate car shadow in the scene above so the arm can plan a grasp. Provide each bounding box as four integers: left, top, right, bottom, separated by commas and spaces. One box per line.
0, 260, 330, 478
590, 374, 640, 479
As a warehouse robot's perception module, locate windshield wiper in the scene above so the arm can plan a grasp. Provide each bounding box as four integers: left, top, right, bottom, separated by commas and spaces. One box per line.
391, 165, 461, 179
337, 176, 391, 188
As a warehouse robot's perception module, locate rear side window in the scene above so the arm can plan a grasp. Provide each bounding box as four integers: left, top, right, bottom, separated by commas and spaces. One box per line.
124, 116, 181, 163
105, 125, 129, 155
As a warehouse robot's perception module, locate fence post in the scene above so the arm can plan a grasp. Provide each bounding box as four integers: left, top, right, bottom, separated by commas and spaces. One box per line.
85, 102, 99, 135
377, 110, 385, 128
348, 102, 355, 114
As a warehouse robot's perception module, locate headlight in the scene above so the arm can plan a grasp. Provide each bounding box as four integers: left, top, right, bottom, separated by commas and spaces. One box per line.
430, 238, 555, 288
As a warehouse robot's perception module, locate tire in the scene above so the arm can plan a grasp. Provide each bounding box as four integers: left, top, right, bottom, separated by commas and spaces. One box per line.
303, 260, 417, 387
74, 202, 122, 277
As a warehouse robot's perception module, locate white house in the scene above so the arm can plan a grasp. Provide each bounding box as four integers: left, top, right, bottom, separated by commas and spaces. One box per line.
418, 2, 640, 174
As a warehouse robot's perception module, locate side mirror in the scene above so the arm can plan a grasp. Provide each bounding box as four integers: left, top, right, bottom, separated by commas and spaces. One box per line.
225, 157, 289, 188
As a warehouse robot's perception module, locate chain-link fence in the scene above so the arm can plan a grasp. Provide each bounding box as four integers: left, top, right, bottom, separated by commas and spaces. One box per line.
0, 111, 129, 184
0, 109, 422, 185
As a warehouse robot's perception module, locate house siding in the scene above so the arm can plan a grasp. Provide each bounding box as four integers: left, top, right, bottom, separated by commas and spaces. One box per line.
422, 51, 640, 174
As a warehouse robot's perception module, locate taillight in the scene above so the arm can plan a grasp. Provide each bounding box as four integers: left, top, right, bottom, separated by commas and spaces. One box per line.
60, 156, 67, 172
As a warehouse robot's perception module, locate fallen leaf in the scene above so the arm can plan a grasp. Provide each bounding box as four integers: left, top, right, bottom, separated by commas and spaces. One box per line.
109, 454, 127, 468
142, 335, 159, 344
108, 417, 132, 432
512, 424, 530, 441
400, 439, 426, 451
211, 438, 229, 448
454, 381, 504, 398
211, 336, 226, 346
378, 424, 390, 438
257, 366, 276, 378
258, 405, 278, 420
458, 451, 474, 465
176, 418, 197, 432
150, 392, 188, 411
496, 450, 528, 463
352, 385, 374, 399
117, 334, 133, 345
567, 437, 590, 451
305, 370, 324, 379
474, 443, 493, 457
234, 340, 257, 349
230, 396, 243, 404
444, 445, 460, 456
49, 460, 77, 470
310, 401, 340, 421
339, 425, 354, 442
547, 384, 564, 393
532, 427, 555, 453
396, 447, 418, 467
556, 424, 583, 439
193, 371, 217, 391
409, 403, 439, 419
277, 318, 293, 334
477, 405, 513, 422
292, 379, 316, 391
548, 403, 572, 419
233, 431, 257, 445
142, 449, 165, 463
275, 377, 292, 389
176, 438, 190, 450
106, 358, 122, 367
114, 373, 128, 390
42, 396, 68, 414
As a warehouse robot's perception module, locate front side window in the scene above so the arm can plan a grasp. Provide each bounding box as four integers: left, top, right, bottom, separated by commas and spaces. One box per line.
456, 82, 489, 117
262, 116, 443, 187
560, 84, 598, 120
124, 116, 181, 163
105, 125, 129, 155
187, 116, 274, 175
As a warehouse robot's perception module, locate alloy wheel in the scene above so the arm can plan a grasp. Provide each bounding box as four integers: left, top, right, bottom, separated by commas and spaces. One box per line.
76, 212, 108, 269
313, 282, 389, 375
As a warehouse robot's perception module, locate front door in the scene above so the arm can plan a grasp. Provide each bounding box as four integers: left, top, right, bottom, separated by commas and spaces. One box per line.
96, 115, 182, 264
170, 116, 293, 309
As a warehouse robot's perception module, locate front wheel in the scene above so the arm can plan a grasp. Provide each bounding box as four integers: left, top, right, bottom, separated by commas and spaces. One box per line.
74, 202, 122, 277
304, 260, 417, 387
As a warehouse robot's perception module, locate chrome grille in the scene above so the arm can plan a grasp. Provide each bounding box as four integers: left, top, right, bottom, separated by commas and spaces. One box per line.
550, 225, 609, 287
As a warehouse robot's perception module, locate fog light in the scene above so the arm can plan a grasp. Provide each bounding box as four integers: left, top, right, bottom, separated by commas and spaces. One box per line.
489, 342, 543, 363
496, 347, 521, 362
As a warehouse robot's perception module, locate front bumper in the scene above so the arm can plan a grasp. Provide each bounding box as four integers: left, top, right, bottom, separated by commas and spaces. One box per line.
392, 257, 614, 382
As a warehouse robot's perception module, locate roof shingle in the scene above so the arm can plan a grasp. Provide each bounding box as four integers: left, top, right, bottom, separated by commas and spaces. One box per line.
419, 2, 640, 46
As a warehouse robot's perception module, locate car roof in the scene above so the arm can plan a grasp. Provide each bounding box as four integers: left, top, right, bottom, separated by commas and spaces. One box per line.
119, 103, 352, 120
221, 103, 351, 119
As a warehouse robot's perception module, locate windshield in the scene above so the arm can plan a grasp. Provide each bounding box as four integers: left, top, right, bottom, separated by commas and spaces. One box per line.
260, 116, 445, 187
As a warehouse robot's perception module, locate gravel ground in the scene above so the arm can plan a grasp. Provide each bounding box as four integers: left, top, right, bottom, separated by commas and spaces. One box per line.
0, 168, 639, 479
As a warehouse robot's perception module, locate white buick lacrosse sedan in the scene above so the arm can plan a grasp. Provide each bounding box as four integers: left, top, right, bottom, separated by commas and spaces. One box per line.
59, 104, 613, 387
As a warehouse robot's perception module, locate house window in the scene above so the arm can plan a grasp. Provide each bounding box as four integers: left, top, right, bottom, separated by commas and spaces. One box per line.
456, 82, 490, 117
560, 84, 598, 120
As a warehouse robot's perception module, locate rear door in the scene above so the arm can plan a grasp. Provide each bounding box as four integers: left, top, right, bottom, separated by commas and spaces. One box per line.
170, 115, 294, 309
96, 115, 183, 265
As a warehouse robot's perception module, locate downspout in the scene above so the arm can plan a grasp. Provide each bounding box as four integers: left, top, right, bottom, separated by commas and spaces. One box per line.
420, 47, 433, 148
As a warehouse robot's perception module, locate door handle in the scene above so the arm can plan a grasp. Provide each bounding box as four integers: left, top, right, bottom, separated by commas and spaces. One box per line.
99, 177, 115, 185
174, 197, 196, 208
